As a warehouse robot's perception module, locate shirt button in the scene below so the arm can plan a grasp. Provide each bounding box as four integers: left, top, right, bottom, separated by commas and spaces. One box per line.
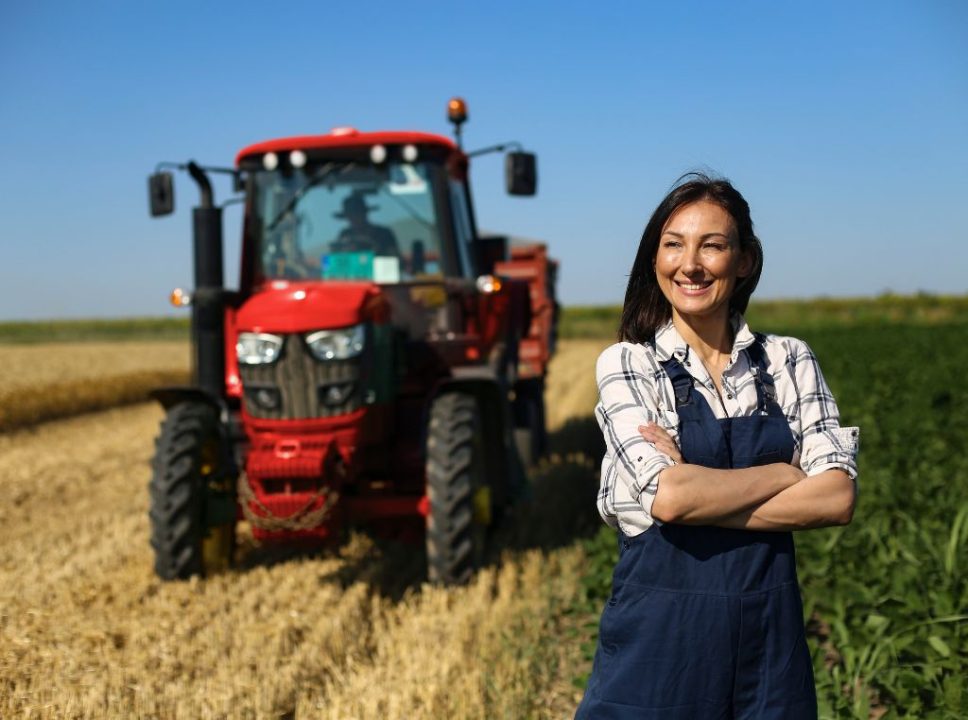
727, 394, 733, 399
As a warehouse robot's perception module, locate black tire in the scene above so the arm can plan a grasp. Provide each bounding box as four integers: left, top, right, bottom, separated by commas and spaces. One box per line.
425, 392, 486, 585
149, 402, 235, 580
513, 379, 547, 468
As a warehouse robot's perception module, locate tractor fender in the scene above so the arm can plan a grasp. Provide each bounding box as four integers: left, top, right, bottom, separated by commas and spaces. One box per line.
433, 373, 507, 436
149, 386, 228, 414
149, 386, 240, 475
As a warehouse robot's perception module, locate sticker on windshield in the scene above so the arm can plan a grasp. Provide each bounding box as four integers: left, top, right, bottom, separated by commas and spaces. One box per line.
322, 251, 374, 280
373, 256, 401, 283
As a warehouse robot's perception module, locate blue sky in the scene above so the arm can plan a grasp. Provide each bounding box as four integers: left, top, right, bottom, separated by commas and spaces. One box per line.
1, 1, 965, 320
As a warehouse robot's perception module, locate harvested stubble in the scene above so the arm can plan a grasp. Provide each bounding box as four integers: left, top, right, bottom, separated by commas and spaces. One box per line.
0, 340, 607, 719
0, 341, 189, 432
544, 340, 606, 432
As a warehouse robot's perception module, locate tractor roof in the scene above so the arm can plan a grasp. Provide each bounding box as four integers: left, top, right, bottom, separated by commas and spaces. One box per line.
235, 130, 458, 165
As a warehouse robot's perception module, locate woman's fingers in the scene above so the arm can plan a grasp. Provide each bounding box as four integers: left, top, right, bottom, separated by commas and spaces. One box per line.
638, 422, 683, 463
639, 422, 673, 446
664, 445, 684, 464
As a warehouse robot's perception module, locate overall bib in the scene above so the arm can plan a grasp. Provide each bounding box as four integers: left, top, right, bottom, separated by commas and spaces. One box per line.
577, 339, 817, 719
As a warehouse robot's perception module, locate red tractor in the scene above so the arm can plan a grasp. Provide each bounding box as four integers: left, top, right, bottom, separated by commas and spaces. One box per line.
146, 99, 558, 584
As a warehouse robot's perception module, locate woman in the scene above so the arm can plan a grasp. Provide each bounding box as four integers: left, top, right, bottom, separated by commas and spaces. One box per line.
576, 174, 859, 719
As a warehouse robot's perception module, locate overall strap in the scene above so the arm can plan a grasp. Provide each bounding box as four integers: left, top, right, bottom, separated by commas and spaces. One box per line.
746, 333, 778, 412
659, 356, 694, 408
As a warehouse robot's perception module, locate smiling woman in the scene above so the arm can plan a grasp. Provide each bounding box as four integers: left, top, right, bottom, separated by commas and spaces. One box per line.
576, 174, 859, 719
619, 176, 763, 347
654, 201, 752, 327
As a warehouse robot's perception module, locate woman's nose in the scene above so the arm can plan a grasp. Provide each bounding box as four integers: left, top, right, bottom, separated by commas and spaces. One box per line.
681, 247, 702, 273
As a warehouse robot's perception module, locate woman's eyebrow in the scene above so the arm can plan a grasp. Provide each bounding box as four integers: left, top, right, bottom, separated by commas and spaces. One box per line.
660, 231, 731, 240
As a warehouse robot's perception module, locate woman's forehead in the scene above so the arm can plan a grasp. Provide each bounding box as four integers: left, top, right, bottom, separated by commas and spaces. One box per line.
662, 200, 737, 236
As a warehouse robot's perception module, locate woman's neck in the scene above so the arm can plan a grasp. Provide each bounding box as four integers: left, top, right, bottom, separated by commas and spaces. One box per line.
671, 309, 734, 365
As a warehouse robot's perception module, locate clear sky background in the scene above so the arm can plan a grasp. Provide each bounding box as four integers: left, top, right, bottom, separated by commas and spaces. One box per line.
1, 1, 965, 320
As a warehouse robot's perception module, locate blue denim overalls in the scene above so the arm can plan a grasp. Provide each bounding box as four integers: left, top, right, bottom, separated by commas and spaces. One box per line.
577, 337, 817, 719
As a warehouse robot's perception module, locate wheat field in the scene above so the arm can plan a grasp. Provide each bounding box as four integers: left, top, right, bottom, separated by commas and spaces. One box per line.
0, 342, 190, 431
0, 339, 608, 719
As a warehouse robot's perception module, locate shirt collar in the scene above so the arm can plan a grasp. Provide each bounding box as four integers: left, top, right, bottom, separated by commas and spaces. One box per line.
653, 320, 685, 362
730, 314, 756, 361
653, 313, 755, 364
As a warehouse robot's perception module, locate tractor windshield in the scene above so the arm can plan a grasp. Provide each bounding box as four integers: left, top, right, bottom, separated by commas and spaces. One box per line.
248, 161, 449, 283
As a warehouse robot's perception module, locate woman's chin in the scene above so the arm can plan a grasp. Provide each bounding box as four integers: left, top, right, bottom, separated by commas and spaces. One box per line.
670, 300, 730, 322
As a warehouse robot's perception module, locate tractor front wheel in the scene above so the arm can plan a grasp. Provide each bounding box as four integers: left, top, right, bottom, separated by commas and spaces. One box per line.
425, 392, 487, 585
149, 402, 235, 580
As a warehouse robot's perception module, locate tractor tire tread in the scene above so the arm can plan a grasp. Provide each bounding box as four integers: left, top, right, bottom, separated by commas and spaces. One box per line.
425, 393, 482, 585
148, 402, 219, 580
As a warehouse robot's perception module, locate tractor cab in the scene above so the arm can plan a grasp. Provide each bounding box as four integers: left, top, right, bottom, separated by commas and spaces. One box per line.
237, 131, 474, 286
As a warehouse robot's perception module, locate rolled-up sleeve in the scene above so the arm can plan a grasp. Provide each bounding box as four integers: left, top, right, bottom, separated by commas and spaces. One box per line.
595, 343, 677, 533
789, 339, 860, 479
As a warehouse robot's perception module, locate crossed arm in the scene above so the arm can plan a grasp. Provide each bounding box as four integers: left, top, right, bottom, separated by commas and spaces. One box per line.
595, 342, 857, 534
642, 423, 856, 531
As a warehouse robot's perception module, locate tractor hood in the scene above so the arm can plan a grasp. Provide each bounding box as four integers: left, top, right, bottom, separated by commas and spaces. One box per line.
235, 280, 388, 333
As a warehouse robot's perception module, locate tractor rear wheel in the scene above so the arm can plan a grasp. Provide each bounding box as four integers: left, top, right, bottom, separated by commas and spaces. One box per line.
425, 392, 487, 585
149, 402, 235, 580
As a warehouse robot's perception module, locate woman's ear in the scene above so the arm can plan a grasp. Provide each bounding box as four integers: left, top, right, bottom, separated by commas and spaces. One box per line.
737, 248, 754, 278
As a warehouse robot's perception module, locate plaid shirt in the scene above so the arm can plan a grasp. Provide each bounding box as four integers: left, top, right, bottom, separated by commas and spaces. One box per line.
595, 315, 860, 537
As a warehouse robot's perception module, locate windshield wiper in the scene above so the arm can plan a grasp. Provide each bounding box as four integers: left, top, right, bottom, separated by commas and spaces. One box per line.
265, 162, 347, 232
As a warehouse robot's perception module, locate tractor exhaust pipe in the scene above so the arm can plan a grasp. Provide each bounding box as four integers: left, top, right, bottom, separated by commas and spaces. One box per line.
186, 161, 226, 400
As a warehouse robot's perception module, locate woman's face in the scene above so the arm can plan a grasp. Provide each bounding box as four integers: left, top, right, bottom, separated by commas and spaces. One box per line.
653, 200, 752, 324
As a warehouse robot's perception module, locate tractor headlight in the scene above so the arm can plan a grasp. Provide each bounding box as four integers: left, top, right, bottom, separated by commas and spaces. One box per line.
236, 332, 284, 365
304, 324, 365, 361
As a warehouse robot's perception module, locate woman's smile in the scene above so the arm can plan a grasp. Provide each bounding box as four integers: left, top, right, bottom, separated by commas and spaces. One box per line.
674, 279, 713, 294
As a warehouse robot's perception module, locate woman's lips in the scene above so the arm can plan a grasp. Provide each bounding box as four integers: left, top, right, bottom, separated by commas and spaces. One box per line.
675, 279, 713, 296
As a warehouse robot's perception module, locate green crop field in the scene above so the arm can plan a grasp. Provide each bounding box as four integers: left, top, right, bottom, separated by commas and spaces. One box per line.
572, 318, 968, 718
0, 317, 189, 344
558, 293, 968, 339
3, 293, 963, 344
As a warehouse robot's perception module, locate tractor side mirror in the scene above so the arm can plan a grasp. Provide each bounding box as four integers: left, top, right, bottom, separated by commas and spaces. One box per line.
505, 152, 537, 196
148, 172, 175, 217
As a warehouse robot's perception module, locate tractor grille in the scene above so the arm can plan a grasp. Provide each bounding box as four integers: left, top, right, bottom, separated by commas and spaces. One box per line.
239, 335, 361, 420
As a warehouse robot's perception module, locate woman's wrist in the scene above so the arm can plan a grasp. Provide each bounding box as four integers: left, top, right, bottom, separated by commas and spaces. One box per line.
780, 462, 807, 489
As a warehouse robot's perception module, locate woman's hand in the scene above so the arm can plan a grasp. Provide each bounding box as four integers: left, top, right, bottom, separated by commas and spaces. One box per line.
638, 422, 683, 464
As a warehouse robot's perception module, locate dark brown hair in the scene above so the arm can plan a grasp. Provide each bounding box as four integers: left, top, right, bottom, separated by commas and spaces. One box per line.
619, 173, 763, 343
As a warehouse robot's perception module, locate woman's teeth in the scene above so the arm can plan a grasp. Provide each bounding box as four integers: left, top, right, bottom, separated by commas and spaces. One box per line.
677, 281, 711, 290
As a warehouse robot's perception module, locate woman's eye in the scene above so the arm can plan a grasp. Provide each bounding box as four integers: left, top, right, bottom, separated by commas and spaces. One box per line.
703, 243, 727, 251
662, 240, 682, 249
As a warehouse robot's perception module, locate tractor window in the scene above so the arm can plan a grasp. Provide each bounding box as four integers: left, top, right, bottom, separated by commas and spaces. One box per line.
449, 180, 476, 277
249, 161, 447, 282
